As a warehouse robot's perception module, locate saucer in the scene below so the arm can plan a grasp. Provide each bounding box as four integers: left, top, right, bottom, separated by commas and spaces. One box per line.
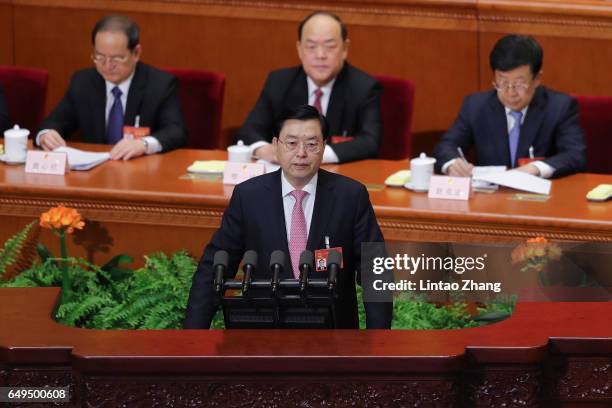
404, 182, 429, 192
0, 154, 26, 165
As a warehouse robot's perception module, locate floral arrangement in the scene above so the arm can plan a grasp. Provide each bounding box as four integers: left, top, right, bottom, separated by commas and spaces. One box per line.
39, 205, 85, 300
511, 237, 562, 285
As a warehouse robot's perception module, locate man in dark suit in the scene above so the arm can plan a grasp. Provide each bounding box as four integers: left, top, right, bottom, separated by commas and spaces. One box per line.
433, 35, 586, 178
236, 11, 382, 164
37, 15, 186, 160
184, 105, 392, 329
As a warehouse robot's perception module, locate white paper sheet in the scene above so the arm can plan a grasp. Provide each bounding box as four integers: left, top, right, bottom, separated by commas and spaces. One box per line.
54, 146, 110, 171
476, 170, 552, 195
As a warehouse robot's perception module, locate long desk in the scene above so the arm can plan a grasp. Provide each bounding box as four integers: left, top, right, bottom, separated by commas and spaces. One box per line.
0, 144, 610, 269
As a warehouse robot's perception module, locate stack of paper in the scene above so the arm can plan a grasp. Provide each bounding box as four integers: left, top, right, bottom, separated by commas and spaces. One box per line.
54, 146, 110, 171
476, 170, 552, 195
472, 166, 507, 191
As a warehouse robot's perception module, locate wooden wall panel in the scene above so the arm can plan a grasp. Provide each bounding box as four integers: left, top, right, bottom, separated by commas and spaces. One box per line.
0, 1, 14, 65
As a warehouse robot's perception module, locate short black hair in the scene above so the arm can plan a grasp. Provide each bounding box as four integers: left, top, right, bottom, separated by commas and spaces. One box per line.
490, 35, 543, 76
92, 15, 140, 51
276, 104, 329, 141
298, 11, 347, 42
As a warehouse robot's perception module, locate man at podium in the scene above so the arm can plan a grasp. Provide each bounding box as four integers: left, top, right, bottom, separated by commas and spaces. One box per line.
35, 15, 186, 160
184, 105, 392, 329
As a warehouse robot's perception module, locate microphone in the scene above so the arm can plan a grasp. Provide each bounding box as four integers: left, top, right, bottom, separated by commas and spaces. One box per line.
270, 250, 286, 294
299, 250, 314, 292
213, 250, 229, 294
327, 250, 342, 291
241, 250, 257, 296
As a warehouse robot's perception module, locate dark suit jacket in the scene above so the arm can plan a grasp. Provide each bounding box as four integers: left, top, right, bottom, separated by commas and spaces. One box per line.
0, 84, 10, 132
38, 62, 186, 151
183, 169, 393, 329
236, 63, 382, 163
433, 86, 586, 177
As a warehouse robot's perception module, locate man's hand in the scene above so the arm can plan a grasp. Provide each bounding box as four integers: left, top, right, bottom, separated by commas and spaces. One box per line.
110, 138, 147, 161
515, 163, 540, 176
448, 159, 474, 177
39, 130, 67, 151
253, 144, 277, 163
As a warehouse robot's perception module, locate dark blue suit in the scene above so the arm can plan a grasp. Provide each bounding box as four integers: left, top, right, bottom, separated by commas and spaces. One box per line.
433, 86, 586, 177
184, 169, 392, 329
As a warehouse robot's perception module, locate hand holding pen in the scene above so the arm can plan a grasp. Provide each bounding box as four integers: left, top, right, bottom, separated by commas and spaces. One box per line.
448, 146, 474, 177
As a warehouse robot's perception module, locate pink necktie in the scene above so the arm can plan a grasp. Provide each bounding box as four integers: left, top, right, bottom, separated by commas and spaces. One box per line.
289, 190, 308, 278
313, 88, 323, 114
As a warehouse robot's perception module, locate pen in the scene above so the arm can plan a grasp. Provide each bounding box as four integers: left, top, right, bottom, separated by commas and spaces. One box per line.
529, 146, 534, 159
325, 236, 330, 249
457, 147, 467, 164
135, 115, 140, 128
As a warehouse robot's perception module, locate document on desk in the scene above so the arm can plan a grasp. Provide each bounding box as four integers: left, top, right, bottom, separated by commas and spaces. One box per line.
472, 166, 507, 191
477, 170, 552, 195
53, 146, 110, 171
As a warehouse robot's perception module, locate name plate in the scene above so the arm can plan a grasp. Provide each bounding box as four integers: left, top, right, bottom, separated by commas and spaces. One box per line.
223, 162, 265, 185
25, 150, 68, 175
428, 175, 471, 200
123, 126, 150, 139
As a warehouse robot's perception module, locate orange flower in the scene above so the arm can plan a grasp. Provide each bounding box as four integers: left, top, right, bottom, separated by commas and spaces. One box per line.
527, 236, 547, 244
40, 205, 85, 234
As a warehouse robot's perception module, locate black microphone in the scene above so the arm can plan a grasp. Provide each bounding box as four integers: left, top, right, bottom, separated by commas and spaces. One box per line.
270, 250, 286, 294
213, 250, 229, 294
299, 250, 314, 292
241, 250, 257, 296
327, 250, 342, 290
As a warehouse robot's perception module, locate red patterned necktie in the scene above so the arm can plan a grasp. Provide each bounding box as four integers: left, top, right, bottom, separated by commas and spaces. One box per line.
288, 190, 308, 278
313, 88, 323, 114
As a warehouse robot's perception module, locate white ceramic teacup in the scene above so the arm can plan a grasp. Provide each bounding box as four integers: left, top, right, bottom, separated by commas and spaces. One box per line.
410, 152, 436, 191
227, 140, 251, 163
3, 125, 29, 161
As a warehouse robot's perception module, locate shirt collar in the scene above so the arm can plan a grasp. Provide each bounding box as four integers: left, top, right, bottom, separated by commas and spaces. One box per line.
281, 170, 318, 198
105, 70, 135, 98
306, 76, 336, 98
504, 105, 529, 120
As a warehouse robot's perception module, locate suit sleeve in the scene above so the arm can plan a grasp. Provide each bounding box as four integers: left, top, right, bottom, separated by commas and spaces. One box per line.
235, 74, 277, 145
37, 75, 80, 139
353, 184, 393, 329
332, 81, 383, 163
151, 76, 187, 152
0, 84, 11, 132
183, 187, 246, 329
543, 97, 586, 177
432, 96, 475, 173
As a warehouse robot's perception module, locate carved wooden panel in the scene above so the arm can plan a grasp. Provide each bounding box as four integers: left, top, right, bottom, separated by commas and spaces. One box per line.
81, 376, 457, 407
460, 365, 541, 407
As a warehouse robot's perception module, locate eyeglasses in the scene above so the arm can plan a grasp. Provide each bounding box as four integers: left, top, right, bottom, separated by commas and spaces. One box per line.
91, 53, 130, 66
301, 42, 340, 55
277, 138, 322, 154
493, 80, 531, 93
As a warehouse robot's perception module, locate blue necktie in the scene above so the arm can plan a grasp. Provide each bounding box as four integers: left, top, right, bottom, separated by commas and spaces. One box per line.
107, 86, 123, 144
508, 110, 523, 167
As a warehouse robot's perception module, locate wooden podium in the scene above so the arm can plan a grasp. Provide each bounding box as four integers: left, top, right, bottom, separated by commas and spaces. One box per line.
0, 287, 611, 406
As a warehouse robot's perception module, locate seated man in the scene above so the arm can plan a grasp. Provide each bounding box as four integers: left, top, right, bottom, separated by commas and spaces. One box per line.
184, 105, 392, 329
433, 34, 586, 178
37, 15, 186, 160
236, 11, 382, 164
